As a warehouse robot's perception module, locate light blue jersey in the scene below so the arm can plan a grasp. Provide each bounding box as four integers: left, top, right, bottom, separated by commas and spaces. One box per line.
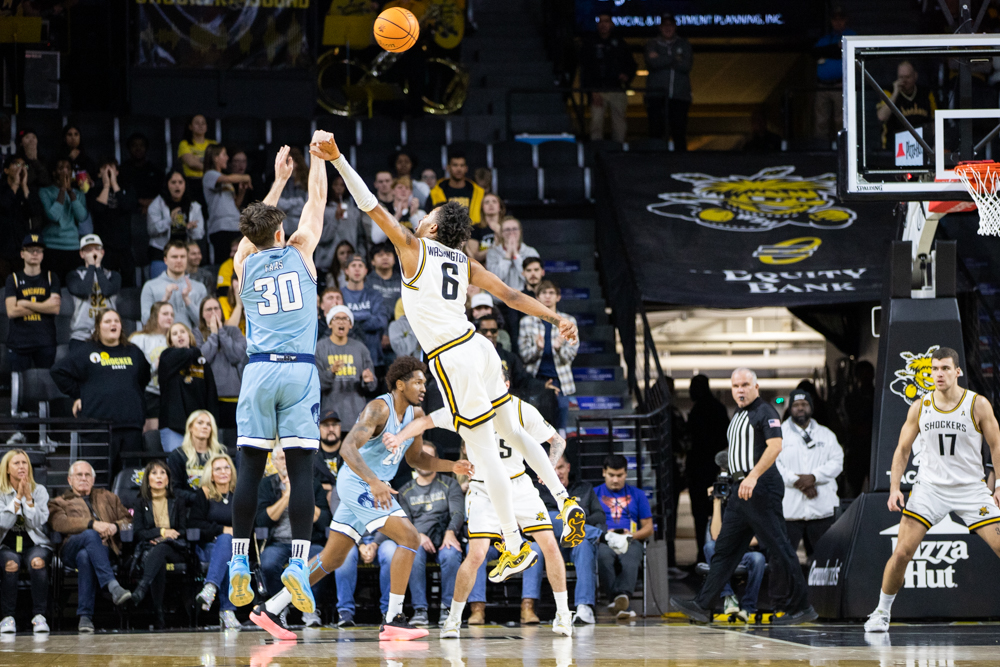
331, 394, 416, 541
240, 245, 317, 355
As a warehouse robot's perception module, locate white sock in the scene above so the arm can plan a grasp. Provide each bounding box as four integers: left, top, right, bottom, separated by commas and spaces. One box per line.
876, 590, 896, 614
290, 539, 310, 561
232, 538, 249, 557
387, 593, 405, 622
554, 590, 569, 615
555, 490, 570, 504
449, 600, 466, 620
265, 589, 292, 615
502, 526, 524, 553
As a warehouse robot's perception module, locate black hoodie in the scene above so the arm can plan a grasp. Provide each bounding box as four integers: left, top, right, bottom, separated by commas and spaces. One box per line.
158, 346, 218, 433
50, 340, 150, 429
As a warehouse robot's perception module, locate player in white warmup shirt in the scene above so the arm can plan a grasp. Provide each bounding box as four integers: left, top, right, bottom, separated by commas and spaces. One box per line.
383, 370, 574, 638
865, 347, 1000, 632
310, 134, 586, 584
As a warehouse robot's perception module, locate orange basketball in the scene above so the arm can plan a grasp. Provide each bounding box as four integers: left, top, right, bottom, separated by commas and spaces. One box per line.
374, 7, 420, 53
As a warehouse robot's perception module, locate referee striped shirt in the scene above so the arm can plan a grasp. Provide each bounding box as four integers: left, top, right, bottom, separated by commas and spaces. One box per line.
727, 397, 783, 476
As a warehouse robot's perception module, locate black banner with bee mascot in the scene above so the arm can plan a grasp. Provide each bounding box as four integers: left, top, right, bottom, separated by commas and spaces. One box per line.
598, 152, 896, 307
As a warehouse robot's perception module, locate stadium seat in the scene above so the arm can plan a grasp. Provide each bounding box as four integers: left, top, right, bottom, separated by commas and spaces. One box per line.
407, 142, 446, 176
492, 141, 534, 170
356, 150, 391, 186
538, 141, 581, 168
447, 141, 489, 171
497, 167, 540, 203
268, 117, 312, 151
583, 140, 624, 167
112, 467, 145, 510
404, 116, 449, 146
222, 116, 268, 153
360, 116, 402, 148
541, 166, 586, 202
117, 287, 144, 325
314, 115, 360, 145
626, 138, 669, 152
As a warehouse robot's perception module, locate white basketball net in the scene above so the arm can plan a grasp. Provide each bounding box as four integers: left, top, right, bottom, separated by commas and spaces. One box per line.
956, 166, 1000, 236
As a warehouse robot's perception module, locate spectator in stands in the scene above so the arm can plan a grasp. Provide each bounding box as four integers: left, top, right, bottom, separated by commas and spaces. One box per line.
397, 441, 465, 627
5, 235, 61, 371
186, 242, 215, 296
320, 175, 364, 279
276, 147, 309, 236
342, 254, 389, 371
316, 306, 376, 426
518, 281, 578, 433
686, 374, 730, 563
327, 240, 356, 290
392, 151, 430, 207
67, 234, 121, 348
190, 453, 240, 629
0, 449, 52, 634
47, 460, 134, 633
140, 239, 206, 330
215, 237, 241, 302
197, 297, 246, 430
777, 391, 843, 557
373, 170, 395, 209
388, 176, 424, 230
316, 285, 343, 340
0, 156, 36, 281
644, 13, 693, 150
87, 160, 137, 287
876, 61, 936, 149
529, 453, 606, 625
227, 148, 262, 209
581, 13, 636, 142
366, 242, 401, 309
704, 451, 765, 621
52, 309, 149, 473
256, 446, 329, 627
474, 167, 492, 194
129, 460, 188, 628
166, 409, 227, 504
178, 115, 216, 200
202, 144, 252, 265
486, 217, 539, 292
475, 314, 548, 399
39, 159, 88, 280
430, 152, 485, 223
420, 168, 438, 192
221, 272, 246, 335
120, 133, 161, 216
506, 255, 546, 340
595, 454, 652, 619
470, 294, 512, 351
147, 171, 205, 278
314, 410, 343, 499
129, 302, 173, 433
466, 192, 504, 262
813, 7, 855, 142
58, 124, 97, 188
389, 299, 419, 358
158, 322, 217, 452
15, 129, 50, 191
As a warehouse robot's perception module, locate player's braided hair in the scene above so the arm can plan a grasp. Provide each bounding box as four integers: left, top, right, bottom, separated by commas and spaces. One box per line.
433, 201, 473, 251
240, 202, 286, 248
386, 355, 428, 391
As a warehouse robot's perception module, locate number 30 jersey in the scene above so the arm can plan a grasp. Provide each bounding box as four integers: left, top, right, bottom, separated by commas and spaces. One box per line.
240, 245, 317, 355
917, 389, 986, 486
400, 238, 474, 352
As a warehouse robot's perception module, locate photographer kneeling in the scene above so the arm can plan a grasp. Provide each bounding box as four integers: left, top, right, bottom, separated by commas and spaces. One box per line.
672, 368, 817, 625
704, 450, 765, 621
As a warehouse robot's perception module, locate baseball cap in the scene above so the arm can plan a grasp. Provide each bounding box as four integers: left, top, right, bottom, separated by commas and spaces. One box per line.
79, 234, 103, 249
21, 233, 44, 249
320, 410, 341, 424
347, 254, 367, 268
661, 12, 676, 24
790, 391, 814, 409
327, 305, 355, 326
470, 293, 494, 310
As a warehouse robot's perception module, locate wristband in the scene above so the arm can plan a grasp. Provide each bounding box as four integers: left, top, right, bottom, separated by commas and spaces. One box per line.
160, 528, 166, 538
331, 155, 378, 212
87, 519, 94, 530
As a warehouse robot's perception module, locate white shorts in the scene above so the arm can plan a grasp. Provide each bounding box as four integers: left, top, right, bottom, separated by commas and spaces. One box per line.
466, 474, 552, 541
427, 330, 509, 432
905, 480, 1000, 532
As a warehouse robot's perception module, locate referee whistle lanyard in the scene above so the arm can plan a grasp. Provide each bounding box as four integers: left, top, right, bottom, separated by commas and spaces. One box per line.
791, 421, 817, 448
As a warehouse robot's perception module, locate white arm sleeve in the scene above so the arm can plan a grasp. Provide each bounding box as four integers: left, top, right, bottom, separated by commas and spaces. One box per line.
430, 407, 456, 432
330, 155, 378, 212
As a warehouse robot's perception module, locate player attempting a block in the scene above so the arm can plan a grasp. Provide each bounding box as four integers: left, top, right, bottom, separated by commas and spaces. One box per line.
250, 356, 475, 641
310, 134, 586, 583
865, 347, 1000, 632
227, 140, 328, 614
381, 369, 574, 638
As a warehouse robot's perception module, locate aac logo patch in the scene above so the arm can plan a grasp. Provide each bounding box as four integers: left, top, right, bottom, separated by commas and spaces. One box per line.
890, 345, 939, 405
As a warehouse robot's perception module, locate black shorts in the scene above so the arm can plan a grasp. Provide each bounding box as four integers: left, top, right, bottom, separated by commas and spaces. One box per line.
145, 391, 160, 420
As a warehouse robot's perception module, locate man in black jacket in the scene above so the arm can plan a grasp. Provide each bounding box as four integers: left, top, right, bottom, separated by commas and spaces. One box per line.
580, 13, 637, 142
532, 455, 607, 624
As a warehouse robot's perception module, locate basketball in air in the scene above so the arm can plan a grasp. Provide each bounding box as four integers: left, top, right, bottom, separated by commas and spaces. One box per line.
374, 7, 420, 53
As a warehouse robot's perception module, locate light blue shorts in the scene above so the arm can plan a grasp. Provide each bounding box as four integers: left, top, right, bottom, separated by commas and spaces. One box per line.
331, 471, 406, 543
236, 357, 320, 451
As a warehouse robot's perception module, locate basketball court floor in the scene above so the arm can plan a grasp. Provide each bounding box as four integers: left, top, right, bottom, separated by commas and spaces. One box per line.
2, 620, 998, 666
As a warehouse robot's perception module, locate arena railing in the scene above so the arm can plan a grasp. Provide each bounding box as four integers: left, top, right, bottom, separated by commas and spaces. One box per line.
0, 418, 114, 491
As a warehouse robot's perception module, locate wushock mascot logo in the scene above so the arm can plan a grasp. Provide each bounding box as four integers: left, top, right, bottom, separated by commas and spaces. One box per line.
890, 345, 938, 405
647, 166, 856, 232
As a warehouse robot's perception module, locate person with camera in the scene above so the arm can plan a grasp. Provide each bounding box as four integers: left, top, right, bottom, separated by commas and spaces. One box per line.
704, 450, 766, 621
671, 368, 817, 625
777, 390, 844, 557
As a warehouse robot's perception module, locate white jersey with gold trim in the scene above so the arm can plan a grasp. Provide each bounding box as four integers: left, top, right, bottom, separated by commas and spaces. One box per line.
916, 389, 986, 486
400, 237, 474, 353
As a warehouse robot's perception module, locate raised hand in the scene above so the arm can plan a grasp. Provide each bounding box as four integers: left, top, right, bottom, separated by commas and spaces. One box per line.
274, 146, 294, 182
557, 318, 578, 343
309, 134, 341, 161
452, 460, 475, 477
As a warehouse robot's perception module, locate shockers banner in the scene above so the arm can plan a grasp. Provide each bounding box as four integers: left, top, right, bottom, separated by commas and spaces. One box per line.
598, 153, 895, 307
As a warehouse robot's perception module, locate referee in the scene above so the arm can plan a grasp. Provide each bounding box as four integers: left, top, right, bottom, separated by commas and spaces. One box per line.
671, 368, 817, 624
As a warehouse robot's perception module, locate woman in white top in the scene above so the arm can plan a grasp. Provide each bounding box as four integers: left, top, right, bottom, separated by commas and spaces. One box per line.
485, 217, 540, 291
147, 170, 205, 278
129, 301, 175, 433
392, 151, 431, 208
202, 144, 252, 265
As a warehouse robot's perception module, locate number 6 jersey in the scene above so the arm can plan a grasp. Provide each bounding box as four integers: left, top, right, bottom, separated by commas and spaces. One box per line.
240, 245, 318, 355
400, 238, 474, 353
917, 389, 987, 486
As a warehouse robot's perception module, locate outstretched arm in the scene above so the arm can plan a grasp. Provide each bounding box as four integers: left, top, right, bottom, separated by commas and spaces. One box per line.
340, 399, 397, 509
289, 133, 328, 259
470, 260, 578, 343
310, 134, 422, 277
263, 146, 292, 208
974, 396, 1000, 507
